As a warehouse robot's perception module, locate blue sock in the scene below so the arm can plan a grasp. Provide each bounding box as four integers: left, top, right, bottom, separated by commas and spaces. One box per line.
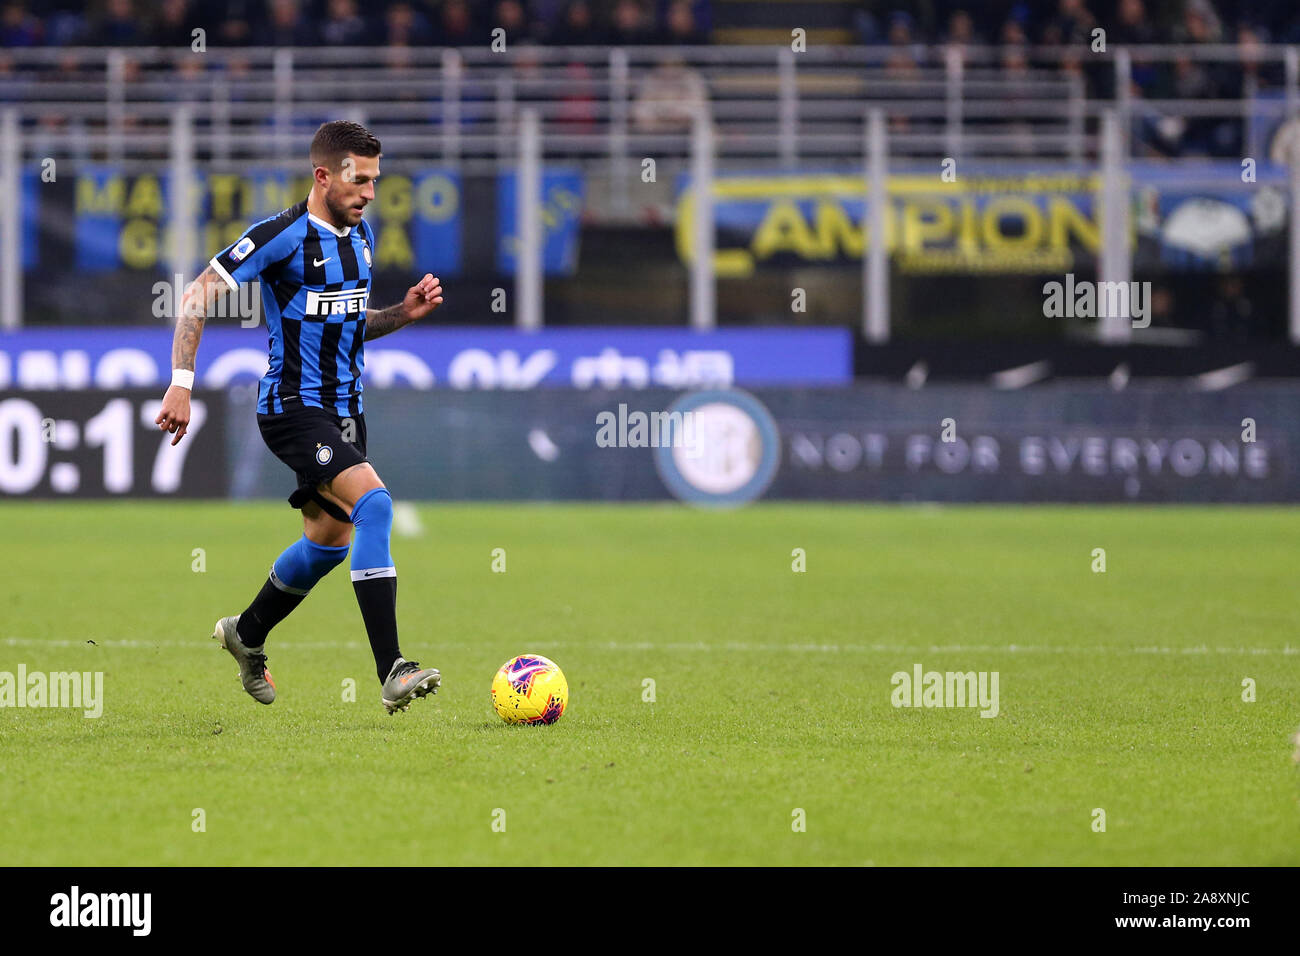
237, 536, 349, 647
349, 488, 402, 681
349, 487, 394, 577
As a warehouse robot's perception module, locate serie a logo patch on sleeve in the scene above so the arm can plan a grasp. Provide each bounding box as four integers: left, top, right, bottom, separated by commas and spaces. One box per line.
230, 237, 256, 262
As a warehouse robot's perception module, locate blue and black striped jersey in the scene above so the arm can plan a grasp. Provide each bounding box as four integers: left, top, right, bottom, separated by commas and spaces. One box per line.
210, 199, 374, 417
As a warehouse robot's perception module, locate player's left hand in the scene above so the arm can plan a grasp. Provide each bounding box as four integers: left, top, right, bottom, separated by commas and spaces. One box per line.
401, 274, 443, 323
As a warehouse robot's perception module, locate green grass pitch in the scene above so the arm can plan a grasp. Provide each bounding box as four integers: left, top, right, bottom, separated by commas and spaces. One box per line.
1, 501, 1297, 866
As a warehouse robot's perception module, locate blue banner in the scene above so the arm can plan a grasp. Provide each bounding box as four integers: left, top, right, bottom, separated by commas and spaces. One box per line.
409, 170, 462, 278
74, 166, 124, 272
496, 169, 584, 276
680, 165, 1289, 276
21, 168, 38, 270
65, 165, 466, 277
0, 327, 852, 390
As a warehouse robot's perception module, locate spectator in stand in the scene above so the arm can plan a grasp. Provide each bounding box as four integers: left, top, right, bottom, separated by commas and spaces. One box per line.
1108, 0, 1159, 98
664, 0, 711, 38
28, 1, 88, 46
0, 51, 26, 103
264, 0, 318, 47
530, 0, 565, 28
0, 2, 42, 47
321, 0, 371, 46
941, 9, 982, 71
1047, 0, 1097, 46
1230, 23, 1283, 93
883, 11, 924, 135
632, 55, 706, 132
550, 1, 605, 45
999, 15, 1028, 48
1171, 0, 1233, 153
660, 0, 706, 45
884, 11, 924, 74
96, 0, 143, 46
610, 0, 656, 45
491, 0, 538, 45
1000, 43, 1036, 154
1175, 0, 1224, 43
944, 10, 982, 47
1173, 0, 1232, 99
384, 2, 433, 47
169, 51, 208, 100
150, 0, 201, 48
438, 0, 476, 46
511, 41, 547, 102
555, 59, 598, 133
1113, 0, 1156, 44
217, 0, 256, 46
0, 0, 1240, 52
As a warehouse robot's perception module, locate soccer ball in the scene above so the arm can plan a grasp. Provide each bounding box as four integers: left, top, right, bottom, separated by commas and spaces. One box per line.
491, 655, 568, 725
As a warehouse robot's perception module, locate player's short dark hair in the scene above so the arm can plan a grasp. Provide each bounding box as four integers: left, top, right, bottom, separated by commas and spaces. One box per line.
310, 121, 382, 172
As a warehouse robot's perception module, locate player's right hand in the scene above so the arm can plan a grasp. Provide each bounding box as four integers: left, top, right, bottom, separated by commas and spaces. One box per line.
156, 385, 192, 445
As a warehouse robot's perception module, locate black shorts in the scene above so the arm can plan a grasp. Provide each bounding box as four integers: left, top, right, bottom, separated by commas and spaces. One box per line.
257, 405, 369, 516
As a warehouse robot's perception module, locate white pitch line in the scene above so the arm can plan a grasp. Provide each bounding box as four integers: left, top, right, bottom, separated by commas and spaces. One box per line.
1, 638, 1295, 656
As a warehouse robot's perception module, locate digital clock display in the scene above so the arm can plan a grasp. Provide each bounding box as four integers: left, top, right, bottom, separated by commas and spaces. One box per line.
0, 391, 227, 497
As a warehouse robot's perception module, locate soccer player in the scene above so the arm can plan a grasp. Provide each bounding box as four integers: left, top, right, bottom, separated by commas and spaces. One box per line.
155, 121, 444, 714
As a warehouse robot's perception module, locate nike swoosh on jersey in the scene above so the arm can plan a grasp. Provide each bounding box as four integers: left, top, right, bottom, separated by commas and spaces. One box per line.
313, 257, 332, 267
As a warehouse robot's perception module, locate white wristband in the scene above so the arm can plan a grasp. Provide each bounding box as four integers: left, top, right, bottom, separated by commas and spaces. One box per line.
171, 369, 195, 390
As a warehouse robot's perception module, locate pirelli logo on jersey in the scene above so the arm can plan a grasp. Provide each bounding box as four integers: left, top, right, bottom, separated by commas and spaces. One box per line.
304, 288, 370, 317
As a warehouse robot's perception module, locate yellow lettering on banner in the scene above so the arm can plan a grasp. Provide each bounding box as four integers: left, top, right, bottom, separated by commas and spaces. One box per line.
675, 190, 752, 277
812, 199, 863, 258
670, 172, 1111, 273
125, 175, 164, 218
367, 175, 412, 268
416, 175, 459, 223
208, 174, 240, 221
899, 198, 953, 254
957, 199, 979, 256
982, 196, 1043, 251
76, 175, 124, 215
1049, 195, 1100, 252
119, 219, 158, 268
255, 177, 300, 215
540, 187, 581, 233
204, 221, 248, 256
550, 187, 579, 213
378, 175, 412, 222
752, 199, 818, 261
377, 224, 412, 269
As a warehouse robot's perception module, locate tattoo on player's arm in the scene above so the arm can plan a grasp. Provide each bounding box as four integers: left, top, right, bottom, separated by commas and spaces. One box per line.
364, 305, 407, 341
171, 265, 224, 370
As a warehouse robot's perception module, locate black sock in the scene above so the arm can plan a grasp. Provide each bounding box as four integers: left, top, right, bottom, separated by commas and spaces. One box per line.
236, 576, 306, 647
353, 576, 401, 682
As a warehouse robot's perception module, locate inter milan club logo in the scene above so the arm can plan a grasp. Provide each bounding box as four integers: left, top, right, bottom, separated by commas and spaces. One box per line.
362, 243, 372, 267
315, 443, 333, 465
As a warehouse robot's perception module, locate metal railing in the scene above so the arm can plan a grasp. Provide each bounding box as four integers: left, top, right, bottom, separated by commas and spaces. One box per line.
0, 43, 1187, 168
2, 44, 1299, 338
